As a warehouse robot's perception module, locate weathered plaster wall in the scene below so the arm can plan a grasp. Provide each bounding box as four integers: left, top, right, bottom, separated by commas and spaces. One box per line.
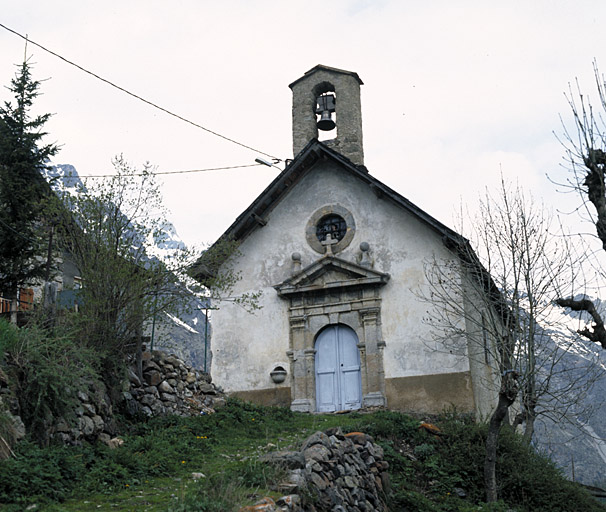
385, 372, 474, 413
231, 387, 291, 407
461, 269, 501, 420
210, 160, 473, 412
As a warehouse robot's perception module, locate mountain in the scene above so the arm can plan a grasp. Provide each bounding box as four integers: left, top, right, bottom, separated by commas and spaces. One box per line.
532, 302, 606, 487
44, 163, 211, 371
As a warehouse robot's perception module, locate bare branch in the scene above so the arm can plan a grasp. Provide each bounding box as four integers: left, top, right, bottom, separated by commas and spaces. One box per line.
555, 297, 606, 349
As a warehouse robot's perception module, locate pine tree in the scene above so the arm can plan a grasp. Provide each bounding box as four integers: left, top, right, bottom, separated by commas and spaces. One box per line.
0, 60, 58, 321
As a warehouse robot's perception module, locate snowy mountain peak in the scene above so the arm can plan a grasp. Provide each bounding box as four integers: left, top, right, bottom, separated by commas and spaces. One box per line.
154, 221, 187, 252
43, 163, 86, 193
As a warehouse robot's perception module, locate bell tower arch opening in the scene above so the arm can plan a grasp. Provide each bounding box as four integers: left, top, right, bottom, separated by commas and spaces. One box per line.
314, 81, 337, 142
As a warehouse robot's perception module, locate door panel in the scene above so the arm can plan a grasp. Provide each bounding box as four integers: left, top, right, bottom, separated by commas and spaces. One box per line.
315, 327, 338, 412
341, 371, 362, 409
315, 325, 362, 412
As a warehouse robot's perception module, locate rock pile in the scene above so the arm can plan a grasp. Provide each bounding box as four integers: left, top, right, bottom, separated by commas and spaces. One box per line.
125, 350, 225, 418
254, 427, 389, 512
53, 383, 117, 445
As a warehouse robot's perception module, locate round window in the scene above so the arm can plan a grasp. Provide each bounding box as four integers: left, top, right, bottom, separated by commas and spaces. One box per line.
306, 205, 355, 254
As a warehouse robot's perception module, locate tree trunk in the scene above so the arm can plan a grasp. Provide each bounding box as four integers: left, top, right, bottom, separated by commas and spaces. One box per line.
135, 309, 144, 382
135, 337, 143, 382
8, 286, 18, 325
523, 412, 535, 445
485, 374, 518, 503
9, 297, 17, 325
485, 393, 509, 502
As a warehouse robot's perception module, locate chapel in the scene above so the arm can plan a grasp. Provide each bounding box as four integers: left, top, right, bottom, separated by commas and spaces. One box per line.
193, 65, 499, 417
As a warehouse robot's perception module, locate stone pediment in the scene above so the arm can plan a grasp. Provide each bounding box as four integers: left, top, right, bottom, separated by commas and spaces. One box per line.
275, 255, 389, 297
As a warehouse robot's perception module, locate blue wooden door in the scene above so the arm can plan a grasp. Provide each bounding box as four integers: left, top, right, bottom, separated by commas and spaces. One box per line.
315, 325, 362, 412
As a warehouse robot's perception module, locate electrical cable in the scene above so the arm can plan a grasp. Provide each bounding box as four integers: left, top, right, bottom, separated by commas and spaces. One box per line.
78, 163, 266, 178
0, 215, 40, 244
0, 22, 282, 162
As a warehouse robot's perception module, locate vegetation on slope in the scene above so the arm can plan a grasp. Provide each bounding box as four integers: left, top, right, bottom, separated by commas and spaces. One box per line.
0, 400, 602, 511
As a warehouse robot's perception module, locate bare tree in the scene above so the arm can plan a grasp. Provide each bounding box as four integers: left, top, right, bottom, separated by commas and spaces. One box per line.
54, 157, 261, 388
556, 62, 606, 347
423, 179, 599, 502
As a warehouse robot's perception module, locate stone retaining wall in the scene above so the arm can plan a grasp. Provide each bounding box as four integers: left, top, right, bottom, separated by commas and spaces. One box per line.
2, 349, 224, 446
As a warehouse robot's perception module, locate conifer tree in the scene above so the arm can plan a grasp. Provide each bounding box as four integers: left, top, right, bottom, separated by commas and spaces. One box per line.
0, 60, 57, 321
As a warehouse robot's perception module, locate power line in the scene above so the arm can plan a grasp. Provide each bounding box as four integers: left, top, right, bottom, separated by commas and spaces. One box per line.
0, 215, 39, 244
0, 23, 282, 162
78, 163, 266, 178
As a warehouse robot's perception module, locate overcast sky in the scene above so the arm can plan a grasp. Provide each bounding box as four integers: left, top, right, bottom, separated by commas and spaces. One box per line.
2, 1, 606, 251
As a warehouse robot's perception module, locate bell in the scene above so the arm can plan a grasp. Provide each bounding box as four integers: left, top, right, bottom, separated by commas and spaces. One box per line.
317, 110, 336, 131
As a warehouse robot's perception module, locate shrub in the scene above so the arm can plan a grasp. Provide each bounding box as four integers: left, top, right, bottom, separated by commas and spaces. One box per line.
0, 441, 93, 504
427, 414, 604, 511
349, 409, 424, 442
0, 401, 603, 510
0, 319, 98, 445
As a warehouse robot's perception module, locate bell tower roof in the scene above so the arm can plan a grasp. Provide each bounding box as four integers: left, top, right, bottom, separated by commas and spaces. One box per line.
288, 64, 364, 88
289, 64, 364, 166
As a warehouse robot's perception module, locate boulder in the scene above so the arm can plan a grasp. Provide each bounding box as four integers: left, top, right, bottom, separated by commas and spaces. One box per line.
77, 390, 90, 403
9, 413, 26, 441
82, 403, 96, 416
91, 415, 105, 432
199, 382, 216, 394
144, 370, 162, 386
78, 415, 95, 437
125, 350, 225, 419
259, 450, 305, 469
158, 381, 174, 394
128, 368, 142, 387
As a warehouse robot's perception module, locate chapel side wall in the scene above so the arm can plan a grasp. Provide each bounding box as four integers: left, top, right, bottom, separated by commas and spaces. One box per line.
210, 161, 475, 413
460, 266, 501, 420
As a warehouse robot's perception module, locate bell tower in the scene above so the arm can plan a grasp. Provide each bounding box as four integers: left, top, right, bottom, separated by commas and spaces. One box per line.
289, 65, 364, 166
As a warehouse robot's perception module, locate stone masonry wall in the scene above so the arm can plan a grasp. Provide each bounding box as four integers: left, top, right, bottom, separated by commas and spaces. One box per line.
1, 349, 225, 447
253, 427, 389, 512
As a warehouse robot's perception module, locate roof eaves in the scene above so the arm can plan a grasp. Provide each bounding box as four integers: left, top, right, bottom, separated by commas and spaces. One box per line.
215, 139, 325, 243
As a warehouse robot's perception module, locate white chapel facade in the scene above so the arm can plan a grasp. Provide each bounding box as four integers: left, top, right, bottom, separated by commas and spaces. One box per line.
195, 65, 498, 417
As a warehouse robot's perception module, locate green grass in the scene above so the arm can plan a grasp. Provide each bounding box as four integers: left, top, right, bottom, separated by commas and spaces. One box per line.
0, 400, 603, 511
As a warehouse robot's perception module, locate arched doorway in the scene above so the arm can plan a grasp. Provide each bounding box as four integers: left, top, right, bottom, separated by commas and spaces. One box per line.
315, 324, 362, 412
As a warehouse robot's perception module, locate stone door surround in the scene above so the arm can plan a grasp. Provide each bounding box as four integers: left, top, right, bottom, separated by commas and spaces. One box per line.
275, 255, 389, 412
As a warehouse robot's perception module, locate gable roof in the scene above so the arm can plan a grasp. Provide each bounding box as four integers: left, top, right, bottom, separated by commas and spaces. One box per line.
208, 138, 467, 250
190, 139, 510, 325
